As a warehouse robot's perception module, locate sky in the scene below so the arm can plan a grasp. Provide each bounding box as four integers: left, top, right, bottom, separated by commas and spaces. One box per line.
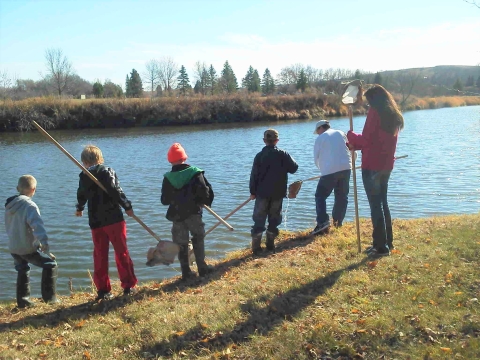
0, 0, 479, 88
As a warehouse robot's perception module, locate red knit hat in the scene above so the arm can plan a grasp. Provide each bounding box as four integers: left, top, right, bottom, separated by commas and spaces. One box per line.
167, 143, 188, 163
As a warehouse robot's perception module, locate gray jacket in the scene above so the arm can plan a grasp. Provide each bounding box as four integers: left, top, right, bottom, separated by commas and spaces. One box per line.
4, 195, 48, 255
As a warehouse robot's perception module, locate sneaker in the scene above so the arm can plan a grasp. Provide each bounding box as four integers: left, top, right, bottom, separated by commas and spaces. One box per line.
95, 291, 114, 301
198, 264, 214, 277
123, 288, 137, 296
363, 246, 374, 254
310, 221, 330, 236
368, 248, 390, 258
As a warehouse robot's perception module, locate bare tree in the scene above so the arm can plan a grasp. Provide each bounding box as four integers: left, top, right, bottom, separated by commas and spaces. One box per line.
397, 70, 421, 109
193, 61, 209, 95
158, 56, 179, 94
143, 59, 160, 98
464, 0, 480, 8
44, 48, 73, 96
0, 70, 12, 102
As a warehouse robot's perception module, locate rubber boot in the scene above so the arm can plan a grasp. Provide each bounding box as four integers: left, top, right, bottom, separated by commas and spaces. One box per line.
251, 233, 263, 255
266, 231, 276, 253
16, 270, 35, 308
192, 237, 214, 277
179, 245, 196, 281
41, 267, 59, 304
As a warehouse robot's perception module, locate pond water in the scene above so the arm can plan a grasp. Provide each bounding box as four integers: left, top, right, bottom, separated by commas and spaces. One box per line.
0, 105, 478, 301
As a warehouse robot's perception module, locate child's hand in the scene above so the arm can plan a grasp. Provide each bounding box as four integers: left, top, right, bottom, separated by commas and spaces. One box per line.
126, 209, 134, 217
75, 210, 83, 217
249, 194, 256, 200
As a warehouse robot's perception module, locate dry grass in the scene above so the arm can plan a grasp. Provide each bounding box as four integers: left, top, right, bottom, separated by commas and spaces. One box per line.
403, 96, 480, 111
2, 94, 479, 131
0, 214, 479, 359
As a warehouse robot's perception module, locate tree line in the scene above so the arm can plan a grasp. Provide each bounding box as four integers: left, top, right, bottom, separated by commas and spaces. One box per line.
1, 48, 480, 102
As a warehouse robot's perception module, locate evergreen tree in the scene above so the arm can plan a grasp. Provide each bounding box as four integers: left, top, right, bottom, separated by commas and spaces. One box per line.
373, 72, 383, 85
220, 61, 238, 93
194, 80, 202, 94
453, 78, 463, 92
155, 84, 163, 97
354, 69, 363, 80
177, 65, 191, 96
208, 64, 217, 95
242, 66, 261, 92
92, 81, 104, 98
296, 69, 308, 92
125, 75, 130, 97
476, 75, 480, 88
261, 68, 275, 95
126, 69, 143, 97
466, 75, 474, 87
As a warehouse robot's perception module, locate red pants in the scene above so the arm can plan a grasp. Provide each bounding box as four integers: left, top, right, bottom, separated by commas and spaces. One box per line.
91, 221, 137, 292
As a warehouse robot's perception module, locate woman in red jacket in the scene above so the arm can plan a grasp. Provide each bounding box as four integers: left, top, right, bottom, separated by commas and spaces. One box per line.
347, 85, 404, 257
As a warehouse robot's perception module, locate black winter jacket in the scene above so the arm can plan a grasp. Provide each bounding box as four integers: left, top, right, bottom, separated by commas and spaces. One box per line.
76, 164, 132, 229
161, 164, 213, 222
250, 145, 298, 200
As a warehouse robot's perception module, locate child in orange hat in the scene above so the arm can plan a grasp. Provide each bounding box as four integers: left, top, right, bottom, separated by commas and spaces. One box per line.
161, 143, 214, 280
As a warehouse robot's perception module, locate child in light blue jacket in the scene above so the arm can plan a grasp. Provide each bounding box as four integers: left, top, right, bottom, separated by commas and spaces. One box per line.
4, 175, 58, 308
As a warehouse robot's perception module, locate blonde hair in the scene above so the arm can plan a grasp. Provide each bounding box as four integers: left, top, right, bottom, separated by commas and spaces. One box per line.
17, 175, 37, 194
81, 145, 104, 166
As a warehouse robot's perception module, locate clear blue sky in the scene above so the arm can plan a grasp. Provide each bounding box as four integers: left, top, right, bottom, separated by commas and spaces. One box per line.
0, 0, 478, 88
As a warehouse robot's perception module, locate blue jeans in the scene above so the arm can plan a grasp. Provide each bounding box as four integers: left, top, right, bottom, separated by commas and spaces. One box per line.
251, 197, 283, 235
362, 169, 393, 251
315, 169, 351, 226
11, 250, 58, 272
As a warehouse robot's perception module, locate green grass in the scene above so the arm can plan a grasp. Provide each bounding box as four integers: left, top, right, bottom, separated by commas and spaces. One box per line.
0, 214, 479, 359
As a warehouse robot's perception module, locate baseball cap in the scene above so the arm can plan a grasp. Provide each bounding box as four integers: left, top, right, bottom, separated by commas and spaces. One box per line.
264, 129, 279, 140
313, 120, 329, 134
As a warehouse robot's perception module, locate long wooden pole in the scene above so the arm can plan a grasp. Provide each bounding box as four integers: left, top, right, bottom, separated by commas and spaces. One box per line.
205, 198, 251, 236
298, 155, 408, 183
348, 106, 362, 253
31, 120, 163, 242
203, 205, 234, 231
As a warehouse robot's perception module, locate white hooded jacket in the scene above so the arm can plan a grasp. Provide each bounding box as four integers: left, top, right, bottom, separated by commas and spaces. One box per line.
4, 195, 48, 255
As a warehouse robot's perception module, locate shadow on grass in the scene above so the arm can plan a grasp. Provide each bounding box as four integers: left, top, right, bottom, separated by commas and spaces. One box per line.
0, 232, 317, 333
137, 257, 369, 357
141, 232, 318, 296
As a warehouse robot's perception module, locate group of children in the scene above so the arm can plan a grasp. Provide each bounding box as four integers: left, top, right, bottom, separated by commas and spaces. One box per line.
5, 131, 300, 308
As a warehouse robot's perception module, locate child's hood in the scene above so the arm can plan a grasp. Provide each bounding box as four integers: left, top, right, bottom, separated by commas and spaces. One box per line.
164, 166, 203, 189
4, 195, 32, 214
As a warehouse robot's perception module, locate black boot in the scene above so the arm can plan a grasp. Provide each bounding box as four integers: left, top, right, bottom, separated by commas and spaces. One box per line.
16, 270, 35, 308
266, 231, 276, 253
179, 245, 196, 281
41, 267, 59, 304
192, 237, 214, 277
251, 232, 263, 255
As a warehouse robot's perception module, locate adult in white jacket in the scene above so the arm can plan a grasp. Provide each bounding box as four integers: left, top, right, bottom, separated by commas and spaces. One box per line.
311, 120, 352, 235
4, 175, 58, 308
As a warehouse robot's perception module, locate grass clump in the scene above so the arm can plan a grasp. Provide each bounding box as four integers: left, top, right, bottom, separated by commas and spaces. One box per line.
0, 214, 479, 359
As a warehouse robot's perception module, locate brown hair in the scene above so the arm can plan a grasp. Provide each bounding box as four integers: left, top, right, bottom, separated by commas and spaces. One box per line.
81, 145, 104, 166
365, 85, 404, 135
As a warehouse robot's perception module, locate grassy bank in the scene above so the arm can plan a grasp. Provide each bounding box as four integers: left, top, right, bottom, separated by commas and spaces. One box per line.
2, 94, 479, 132
0, 214, 478, 359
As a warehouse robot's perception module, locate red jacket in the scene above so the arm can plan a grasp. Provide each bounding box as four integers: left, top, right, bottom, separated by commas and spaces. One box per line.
347, 108, 398, 171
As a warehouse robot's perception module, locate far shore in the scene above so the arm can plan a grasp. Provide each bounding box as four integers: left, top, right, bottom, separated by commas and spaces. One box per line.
1, 94, 479, 132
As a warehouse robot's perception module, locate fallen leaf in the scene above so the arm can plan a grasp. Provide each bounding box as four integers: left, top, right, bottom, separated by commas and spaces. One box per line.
367, 261, 378, 269
39, 353, 48, 358
356, 329, 367, 333
454, 292, 463, 295
429, 300, 437, 306
391, 249, 401, 254
83, 350, 91, 359
351, 309, 360, 314
356, 319, 366, 325
440, 347, 452, 352
173, 331, 185, 337
75, 320, 86, 329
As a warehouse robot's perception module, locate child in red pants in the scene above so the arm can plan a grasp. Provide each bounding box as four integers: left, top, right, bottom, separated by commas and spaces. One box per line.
75, 145, 137, 301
